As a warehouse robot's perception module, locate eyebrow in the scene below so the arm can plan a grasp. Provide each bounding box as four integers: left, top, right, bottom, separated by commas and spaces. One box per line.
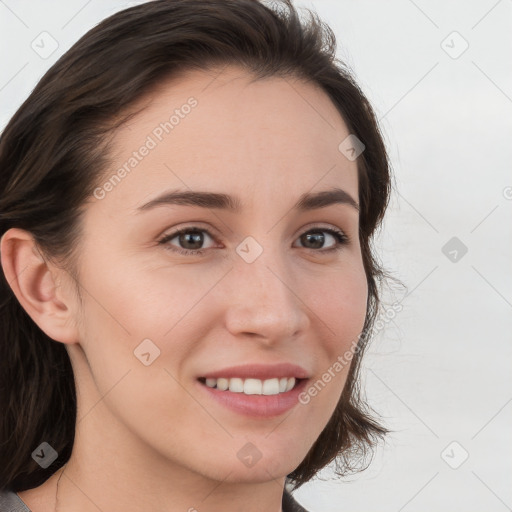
136, 187, 359, 213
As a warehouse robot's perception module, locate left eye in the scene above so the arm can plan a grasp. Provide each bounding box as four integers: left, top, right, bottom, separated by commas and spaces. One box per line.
294, 228, 348, 252
158, 226, 349, 255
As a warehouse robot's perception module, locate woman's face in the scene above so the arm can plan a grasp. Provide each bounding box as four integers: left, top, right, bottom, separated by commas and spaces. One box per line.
68, 65, 368, 483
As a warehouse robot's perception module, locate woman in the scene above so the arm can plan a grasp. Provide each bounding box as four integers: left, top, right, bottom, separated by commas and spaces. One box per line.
0, 0, 393, 510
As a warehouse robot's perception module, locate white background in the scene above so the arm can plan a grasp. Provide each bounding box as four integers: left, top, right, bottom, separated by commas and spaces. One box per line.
1, 1, 511, 511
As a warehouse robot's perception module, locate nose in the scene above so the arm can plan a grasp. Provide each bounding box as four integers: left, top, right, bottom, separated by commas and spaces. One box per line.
223, 244, 310, 345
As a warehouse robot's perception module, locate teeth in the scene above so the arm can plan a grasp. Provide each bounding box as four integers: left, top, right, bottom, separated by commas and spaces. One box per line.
262, 378, 280, 395
205, 378, 217, 388
217, 378, 229, 391
244, 378, 262, 395
229, 378, 244, 393
203, 376, 297, 395
285, 377, 295, 392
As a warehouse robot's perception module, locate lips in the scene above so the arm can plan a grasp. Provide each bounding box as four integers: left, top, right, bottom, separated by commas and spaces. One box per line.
196, 376, 309, 417
196, 363, 310, 415
198, 362, 310, 380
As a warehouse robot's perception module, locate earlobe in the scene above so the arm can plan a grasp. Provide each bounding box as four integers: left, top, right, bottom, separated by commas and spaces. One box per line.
0, 227, 79, 345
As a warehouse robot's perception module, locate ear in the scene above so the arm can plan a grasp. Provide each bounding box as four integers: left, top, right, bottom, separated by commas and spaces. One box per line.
0, 227, 79, 345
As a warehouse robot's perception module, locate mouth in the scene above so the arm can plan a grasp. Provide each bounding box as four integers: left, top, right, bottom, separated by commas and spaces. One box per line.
195, 362, 310, 417
197, 376, 304, 396
196, 374, 309, 418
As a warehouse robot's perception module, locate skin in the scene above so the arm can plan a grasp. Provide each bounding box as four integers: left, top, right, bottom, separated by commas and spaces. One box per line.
1, 65, 367, 512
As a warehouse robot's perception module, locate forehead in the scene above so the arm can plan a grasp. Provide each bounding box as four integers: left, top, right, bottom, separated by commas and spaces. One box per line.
93, 65, 359, 215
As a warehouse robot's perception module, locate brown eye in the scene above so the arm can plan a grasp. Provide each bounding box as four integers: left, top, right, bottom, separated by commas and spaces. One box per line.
295, 228, 349, 252
158, 228, 216, 255
176, 230, 205, 250
158, 225, 349, 257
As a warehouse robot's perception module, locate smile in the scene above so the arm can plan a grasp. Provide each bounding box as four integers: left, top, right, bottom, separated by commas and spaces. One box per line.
198, 376, 298, 395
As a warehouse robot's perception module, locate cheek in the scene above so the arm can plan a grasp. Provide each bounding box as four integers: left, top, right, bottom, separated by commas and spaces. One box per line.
307, 262, 368, 351
78, 252, 214, 340
71, 265, 205, 456
296, 263, 367, 411
73, 256, 225, 408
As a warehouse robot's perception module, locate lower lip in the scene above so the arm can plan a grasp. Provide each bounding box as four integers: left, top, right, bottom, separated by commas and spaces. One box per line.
196, 379, 309, 418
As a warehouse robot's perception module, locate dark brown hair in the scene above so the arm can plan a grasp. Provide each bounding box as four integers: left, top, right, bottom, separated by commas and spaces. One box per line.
0, 0, 395, 493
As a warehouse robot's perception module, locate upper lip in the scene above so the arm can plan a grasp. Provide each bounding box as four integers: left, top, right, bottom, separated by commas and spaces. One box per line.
199, 363, 310, 380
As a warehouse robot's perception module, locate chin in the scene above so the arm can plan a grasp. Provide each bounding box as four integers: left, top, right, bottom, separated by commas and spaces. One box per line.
215, 462, 296, 485
218, 444, 306, 484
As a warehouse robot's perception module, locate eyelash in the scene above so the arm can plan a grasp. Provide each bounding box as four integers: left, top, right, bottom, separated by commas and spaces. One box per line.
157, 225, 350, 256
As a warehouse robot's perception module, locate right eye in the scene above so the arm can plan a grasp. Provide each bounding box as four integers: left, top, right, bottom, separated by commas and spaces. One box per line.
158, 227, 217, 256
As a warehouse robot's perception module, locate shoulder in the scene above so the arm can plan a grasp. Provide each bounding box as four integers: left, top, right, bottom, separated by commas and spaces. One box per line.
0, 489, 31, 512
282, 489, 310, 512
